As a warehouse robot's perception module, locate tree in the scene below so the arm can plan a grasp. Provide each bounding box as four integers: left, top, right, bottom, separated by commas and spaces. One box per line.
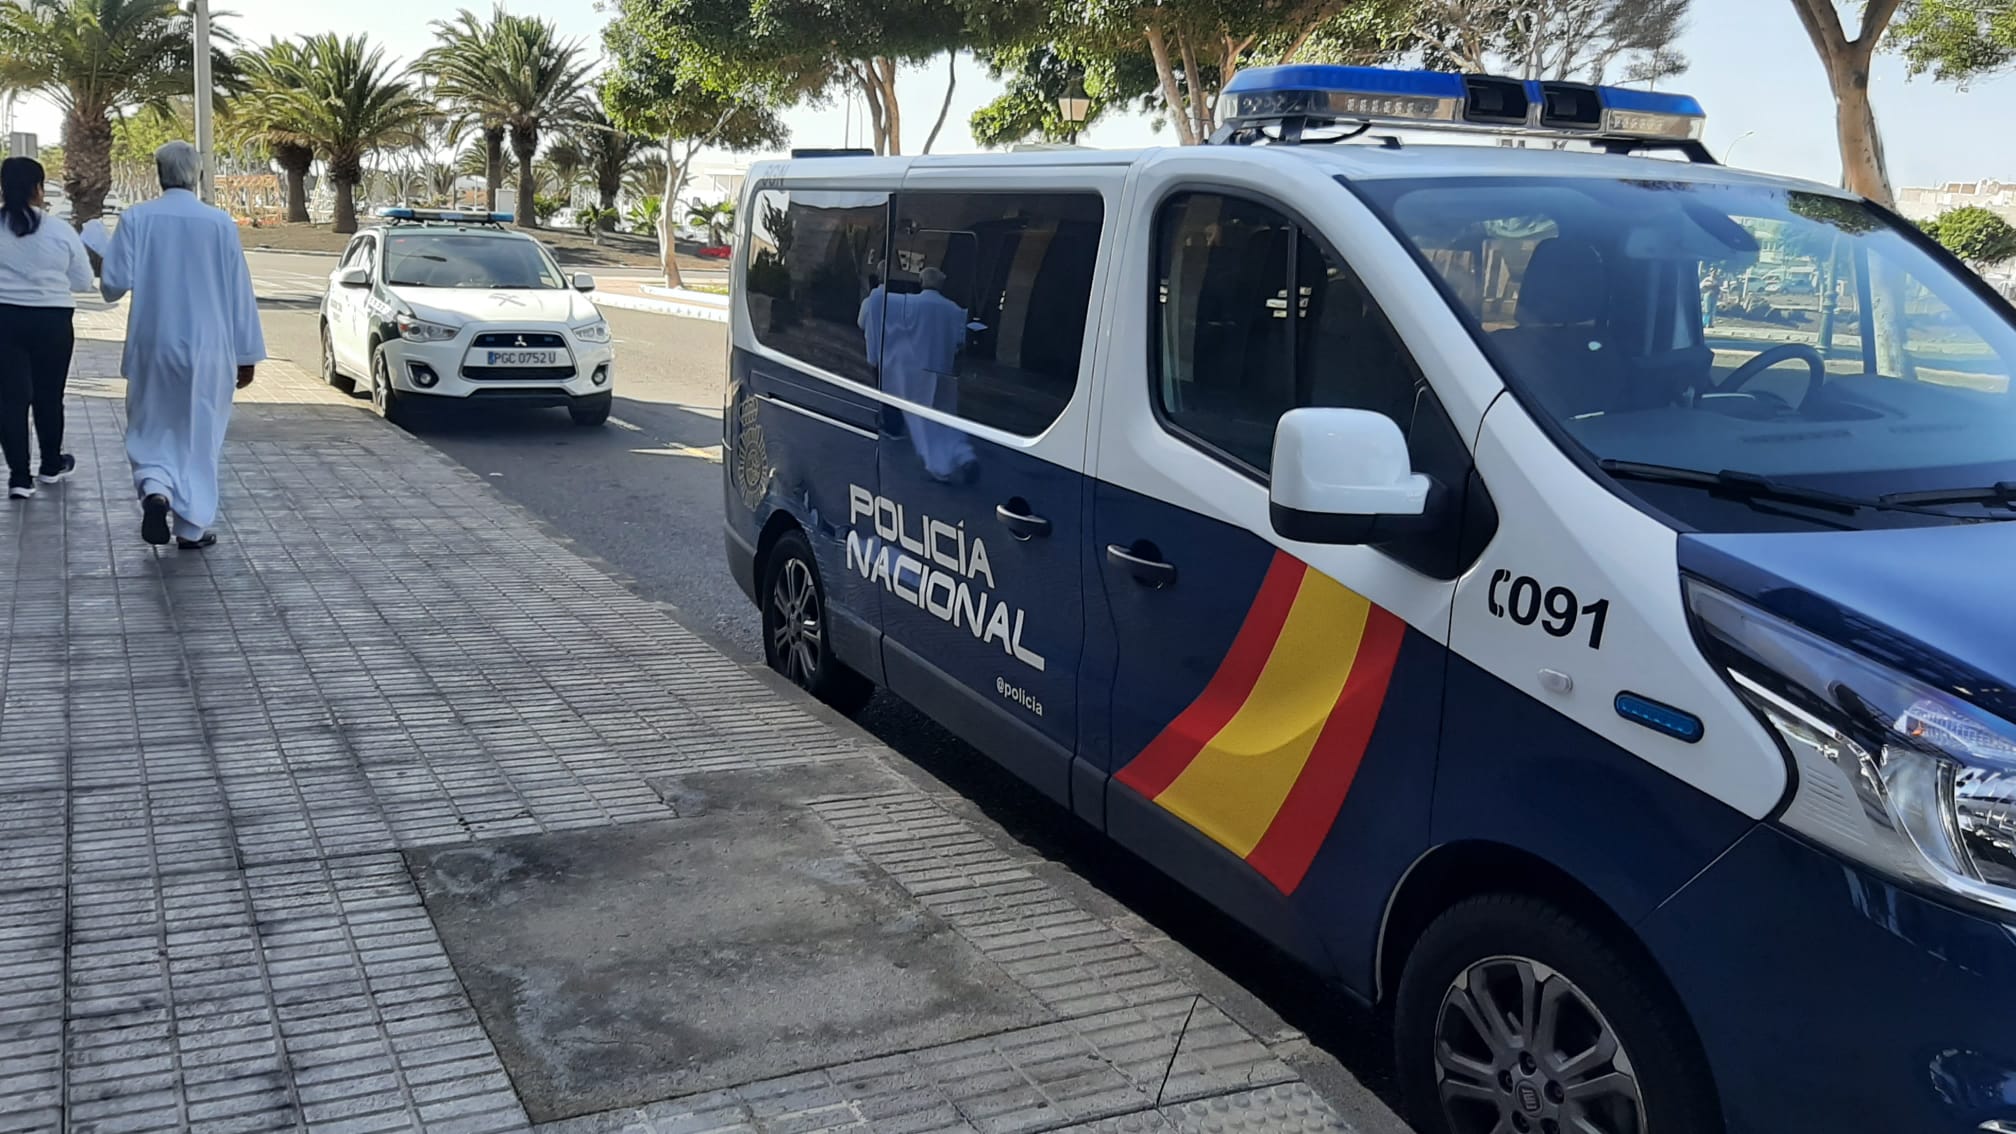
573, 98, 658, 230
36, 143, 65, 181
1923, 206, 2016, 271
429, 12, 591, 227
603, 0, 787, 283
232, 39, 317, 223
687, 198, 734, 245
1890, 0, 2016, 83
266, 34, 433, 234
1787, 0, 1907, 208
979, 0, 1416, 147
0, 0, 235, 223
1412, 0, 1690, 84
543, 135, 588, 205
421, 8, 510, 212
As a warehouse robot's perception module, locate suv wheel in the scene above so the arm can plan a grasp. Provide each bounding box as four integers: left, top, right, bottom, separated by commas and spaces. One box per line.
761, 529, 873, 714
322, 325, 355, 394
1396, 894, 1720, 1134
370, 347, 413, 428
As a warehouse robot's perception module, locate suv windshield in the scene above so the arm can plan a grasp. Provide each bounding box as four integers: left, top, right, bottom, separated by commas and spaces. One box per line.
1354, 176, 2016, 530
383, 232, 564, 290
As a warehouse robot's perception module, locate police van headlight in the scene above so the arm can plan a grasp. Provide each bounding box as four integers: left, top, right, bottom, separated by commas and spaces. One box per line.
572, 318, 611, 344
1689, 579, 2016, 913
395, 311, 461, 342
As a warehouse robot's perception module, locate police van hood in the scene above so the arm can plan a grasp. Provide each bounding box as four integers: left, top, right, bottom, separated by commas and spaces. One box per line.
392, 286, 597, 328
1679, 522, 2016, 725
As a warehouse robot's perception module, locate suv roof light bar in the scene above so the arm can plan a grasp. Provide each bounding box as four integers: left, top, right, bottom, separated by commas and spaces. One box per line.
375, 207, 513, 225
1213, 64, 1714, 163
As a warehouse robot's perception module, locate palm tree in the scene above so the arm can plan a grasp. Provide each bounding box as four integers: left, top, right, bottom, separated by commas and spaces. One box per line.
267, 34, 432, 234
0, 0, 232, 223
230, 39, 316, 223
542, 135, 586, 206
574, 100, 655, 232
423, 12, 589, 227
419, 8, 507, 212
686, 199, 735, 247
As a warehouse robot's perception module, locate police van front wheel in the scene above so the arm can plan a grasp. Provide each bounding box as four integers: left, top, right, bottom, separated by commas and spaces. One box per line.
762, 531, 873, 715
1396, 894, 1721, 1134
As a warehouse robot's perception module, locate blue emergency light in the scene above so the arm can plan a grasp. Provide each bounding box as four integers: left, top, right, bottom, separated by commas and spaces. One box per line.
1216, 65, 1709, 159
374, 207, 514, 224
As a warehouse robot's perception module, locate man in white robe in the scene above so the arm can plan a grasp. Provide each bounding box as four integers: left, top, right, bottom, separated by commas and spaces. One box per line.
88, 141, 265, 548
858, 268, 978, 481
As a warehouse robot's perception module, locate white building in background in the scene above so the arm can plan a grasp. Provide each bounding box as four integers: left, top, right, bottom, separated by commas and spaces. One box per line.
1897, 179, 2016, 224
685, 160, 749, 207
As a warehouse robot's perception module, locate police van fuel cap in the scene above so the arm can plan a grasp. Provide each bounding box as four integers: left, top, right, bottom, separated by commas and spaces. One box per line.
1213, 64, 1710, 160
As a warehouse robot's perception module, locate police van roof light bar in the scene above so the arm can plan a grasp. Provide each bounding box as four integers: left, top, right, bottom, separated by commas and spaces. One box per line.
1214, 64, 1713, 163
375, 207, 514, 225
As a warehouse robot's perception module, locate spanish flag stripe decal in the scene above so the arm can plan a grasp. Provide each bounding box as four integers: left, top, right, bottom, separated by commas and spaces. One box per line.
1243, 606, 1408, 892
1150, 571, 1371, 858
1114, 550, 1307, 799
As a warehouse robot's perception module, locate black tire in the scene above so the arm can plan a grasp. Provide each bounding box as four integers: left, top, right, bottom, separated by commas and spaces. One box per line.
1395, 894, 1721, 1134
569, 395, 612, 427
370, 347, 413, 428
761, 529, 873, 715
321, 324, 355, 395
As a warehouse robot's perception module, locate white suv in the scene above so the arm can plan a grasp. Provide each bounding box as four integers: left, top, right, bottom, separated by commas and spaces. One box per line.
320, 209, 616, 426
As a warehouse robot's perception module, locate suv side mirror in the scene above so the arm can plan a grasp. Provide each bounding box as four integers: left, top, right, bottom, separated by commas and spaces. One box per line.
1270, 407, 1432, 545
336, 266, 371, 289
572, 272, 596, 292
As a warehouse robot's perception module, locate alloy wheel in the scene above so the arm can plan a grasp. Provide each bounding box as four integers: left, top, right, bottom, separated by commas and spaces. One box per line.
769, 559, 822, 686
1433, 955, 1645, 1134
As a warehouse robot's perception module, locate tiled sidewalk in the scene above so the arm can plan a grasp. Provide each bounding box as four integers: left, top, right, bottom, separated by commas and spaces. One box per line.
0, 305, 1369, 1134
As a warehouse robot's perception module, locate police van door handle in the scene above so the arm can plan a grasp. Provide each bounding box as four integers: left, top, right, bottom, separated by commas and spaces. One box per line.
996, 499, 1052, 540
1107, 543, 1177, 588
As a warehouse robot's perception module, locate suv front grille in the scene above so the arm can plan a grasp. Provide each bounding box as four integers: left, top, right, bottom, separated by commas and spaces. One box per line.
471, 331, 567, 349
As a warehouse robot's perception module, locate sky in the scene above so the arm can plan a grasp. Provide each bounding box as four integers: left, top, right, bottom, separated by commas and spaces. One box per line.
9, 0, 2016, 192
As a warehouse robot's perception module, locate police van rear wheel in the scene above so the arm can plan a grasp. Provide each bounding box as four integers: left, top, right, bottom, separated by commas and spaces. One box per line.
762, 531, 872, 715
1396, 895, 1720, 1134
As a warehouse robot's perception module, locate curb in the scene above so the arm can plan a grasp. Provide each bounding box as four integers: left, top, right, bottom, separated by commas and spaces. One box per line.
592, 291, 729, 324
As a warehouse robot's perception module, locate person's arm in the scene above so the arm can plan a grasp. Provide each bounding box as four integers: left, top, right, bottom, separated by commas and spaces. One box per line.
225, 235, 266, 386
96, 217, 131, 303
59, 223, 94, 293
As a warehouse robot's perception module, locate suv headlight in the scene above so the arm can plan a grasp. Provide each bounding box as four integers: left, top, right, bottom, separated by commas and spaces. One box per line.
395, 312, 461, 342
572, 319, 611, 344
1689, 579, 2016, 913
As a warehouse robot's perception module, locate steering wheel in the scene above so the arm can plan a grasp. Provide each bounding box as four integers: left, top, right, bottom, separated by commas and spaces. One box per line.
1714, 342, 1826, 410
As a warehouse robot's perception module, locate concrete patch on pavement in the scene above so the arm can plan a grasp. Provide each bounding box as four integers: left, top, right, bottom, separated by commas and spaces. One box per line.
407, 767, 1051, 1123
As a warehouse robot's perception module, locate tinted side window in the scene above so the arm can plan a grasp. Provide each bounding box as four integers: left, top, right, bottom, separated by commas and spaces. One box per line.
745, 188, 890, 385
1154, 192, 1422, 471
876, 192, 1105, 435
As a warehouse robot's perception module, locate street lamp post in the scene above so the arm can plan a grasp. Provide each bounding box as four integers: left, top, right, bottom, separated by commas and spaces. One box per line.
192, 0, 214, 203
1057, 79, 1090, 146
1724, 129, 1756, 169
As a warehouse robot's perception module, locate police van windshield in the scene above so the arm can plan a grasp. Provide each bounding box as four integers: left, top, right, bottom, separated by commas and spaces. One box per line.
384, 233, 565, 290
1354, 176, 2016, 530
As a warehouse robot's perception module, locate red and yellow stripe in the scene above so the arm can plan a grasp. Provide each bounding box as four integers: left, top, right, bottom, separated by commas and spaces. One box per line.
1115, 551, 1406, 894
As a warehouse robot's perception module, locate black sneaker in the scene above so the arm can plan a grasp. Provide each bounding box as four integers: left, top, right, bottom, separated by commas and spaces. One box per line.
141, 494, 171, 546
7, 481, 31, 500
36, 455, 75, 484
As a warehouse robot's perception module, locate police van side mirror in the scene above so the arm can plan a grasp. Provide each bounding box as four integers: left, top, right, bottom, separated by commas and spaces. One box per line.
336, 267, 371, 289
1269, 408, 1433, 545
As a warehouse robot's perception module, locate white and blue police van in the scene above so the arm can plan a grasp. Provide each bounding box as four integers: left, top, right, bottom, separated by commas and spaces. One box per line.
724, 64, 2016, 1134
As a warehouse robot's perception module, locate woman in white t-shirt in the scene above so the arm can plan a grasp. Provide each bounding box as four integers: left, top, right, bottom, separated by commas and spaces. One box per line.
0, 156, 94, 499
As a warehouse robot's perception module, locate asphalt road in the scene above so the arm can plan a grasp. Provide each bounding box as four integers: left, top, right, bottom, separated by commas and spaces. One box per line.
246, 249, 1414, 1133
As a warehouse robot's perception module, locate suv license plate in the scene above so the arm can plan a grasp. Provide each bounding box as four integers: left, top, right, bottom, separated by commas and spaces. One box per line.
486, 349, 560, 366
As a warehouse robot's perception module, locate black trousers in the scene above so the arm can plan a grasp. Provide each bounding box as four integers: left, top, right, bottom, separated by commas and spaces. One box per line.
0, 303, 75, 487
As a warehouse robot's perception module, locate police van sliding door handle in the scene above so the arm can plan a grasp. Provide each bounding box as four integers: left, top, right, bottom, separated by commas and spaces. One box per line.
996, 499, 1052, 540
1107, 543, 1177, 588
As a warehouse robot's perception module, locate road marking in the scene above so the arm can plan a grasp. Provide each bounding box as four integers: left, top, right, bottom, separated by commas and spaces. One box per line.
630, 444, 722, 463
607, 416, 644, 432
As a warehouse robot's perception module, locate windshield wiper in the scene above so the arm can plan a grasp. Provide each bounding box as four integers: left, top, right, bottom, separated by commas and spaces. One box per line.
1597, 460, 2002, 522
1880, 482, 2016, 509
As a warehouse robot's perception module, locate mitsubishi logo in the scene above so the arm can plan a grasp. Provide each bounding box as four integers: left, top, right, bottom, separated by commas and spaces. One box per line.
514, 336, 527, 347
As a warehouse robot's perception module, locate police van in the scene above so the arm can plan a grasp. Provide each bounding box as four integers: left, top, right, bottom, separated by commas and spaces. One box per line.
725, 65, 2016, 1134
